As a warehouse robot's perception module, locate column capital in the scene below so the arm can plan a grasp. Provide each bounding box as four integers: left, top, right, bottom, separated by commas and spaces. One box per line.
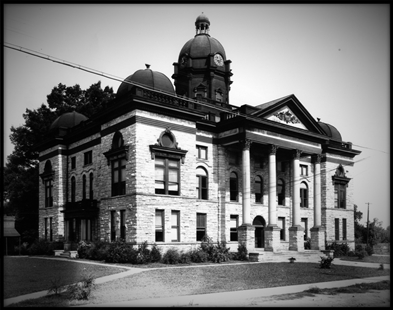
269, 144, 278, 155
292, 149, 302, 160
242, 139, 252, 150
312, 153, 324, 163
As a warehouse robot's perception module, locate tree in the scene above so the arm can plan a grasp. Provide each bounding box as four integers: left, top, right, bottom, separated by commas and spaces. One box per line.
354, 204, 366, 243
3, 81, 115, 241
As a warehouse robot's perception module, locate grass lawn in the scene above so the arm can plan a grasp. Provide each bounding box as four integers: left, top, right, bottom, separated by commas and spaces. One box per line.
4, 256, 128, 299
339, 255, 390, 265
5, 256, 390, 307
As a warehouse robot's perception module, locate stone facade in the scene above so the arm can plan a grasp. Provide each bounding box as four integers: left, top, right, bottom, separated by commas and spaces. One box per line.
37, 15, 361, 254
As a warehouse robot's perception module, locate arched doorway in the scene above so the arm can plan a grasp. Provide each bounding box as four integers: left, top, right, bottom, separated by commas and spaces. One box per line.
253, 216, 266, 248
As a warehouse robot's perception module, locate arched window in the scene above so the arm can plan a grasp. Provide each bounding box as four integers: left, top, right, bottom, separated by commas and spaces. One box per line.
255, 176, 263, 203
300, 182, 308, 208
89, 172, 94, 200
112, 131, 124, 149
230, 172, 238, 202
277, 178, 285, 205
196, 167, 208, 200
82, 174, 87, 200
71, 176, 76, 203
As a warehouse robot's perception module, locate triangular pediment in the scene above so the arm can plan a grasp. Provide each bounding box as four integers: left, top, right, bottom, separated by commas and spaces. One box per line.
251, 94, 325, 135
266, 106, 307, 129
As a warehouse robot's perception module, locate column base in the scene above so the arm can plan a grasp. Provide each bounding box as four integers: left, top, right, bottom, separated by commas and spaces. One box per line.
238, 224, 255, 252
310, 226, 326, 250
264, 225, 281, 252
289, 225, 305, 251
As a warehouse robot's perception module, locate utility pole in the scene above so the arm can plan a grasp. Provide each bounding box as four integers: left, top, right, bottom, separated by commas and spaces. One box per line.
366, 202, 371, 246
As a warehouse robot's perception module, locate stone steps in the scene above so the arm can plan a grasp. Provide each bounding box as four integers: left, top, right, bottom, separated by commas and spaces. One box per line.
251, 250, 328, 263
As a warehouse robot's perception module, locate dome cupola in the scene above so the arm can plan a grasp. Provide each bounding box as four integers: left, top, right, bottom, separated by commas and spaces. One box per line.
117, 64, 175, 98
173, 14, 233, 105
317, 119, 342, 141
49, 111, 88, 137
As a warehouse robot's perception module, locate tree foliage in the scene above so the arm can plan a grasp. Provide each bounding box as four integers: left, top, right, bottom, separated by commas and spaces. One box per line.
3, 81, 115, 239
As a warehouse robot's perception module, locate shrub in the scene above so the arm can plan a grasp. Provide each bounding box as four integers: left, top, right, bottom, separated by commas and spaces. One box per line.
66, 269, 95, 300
200, 235, 215, 259
180, 251, 192, 264
347, 250, 356, 257
365, 244, 374, 256
77, 241, 92, 259
48, 276, 66, 295
27, 239, 56, 255
320, 256, 334, 269
105, 240, 136, 263
161, 248, 181, 264
235, 242, 248, 261
149, 244, 162, 263
136, 241, 151, 264
87, 241, 110, 261
356, 249, 367, 259
325, 242, 350, 257
190, 249, 209, 263
210, 241, 231, 263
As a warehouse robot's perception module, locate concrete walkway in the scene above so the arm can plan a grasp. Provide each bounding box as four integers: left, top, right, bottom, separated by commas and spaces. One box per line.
3, 256, 390, 307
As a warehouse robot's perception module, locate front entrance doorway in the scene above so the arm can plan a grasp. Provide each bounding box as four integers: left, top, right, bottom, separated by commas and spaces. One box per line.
253, 216, 266, 248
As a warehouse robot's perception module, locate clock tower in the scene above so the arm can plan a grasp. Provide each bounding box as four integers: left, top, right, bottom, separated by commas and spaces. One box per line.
172, 13, 233, 110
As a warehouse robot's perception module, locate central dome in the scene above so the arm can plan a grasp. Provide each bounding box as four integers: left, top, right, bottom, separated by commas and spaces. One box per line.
117, 65, 175, 97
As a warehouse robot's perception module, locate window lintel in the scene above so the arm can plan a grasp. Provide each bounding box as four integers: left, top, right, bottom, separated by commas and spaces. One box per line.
104, 145, 129, 165
150, 145, 188, 164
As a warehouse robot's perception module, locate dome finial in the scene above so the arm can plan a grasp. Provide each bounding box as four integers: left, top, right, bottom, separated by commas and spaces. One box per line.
145, 64, 151, 69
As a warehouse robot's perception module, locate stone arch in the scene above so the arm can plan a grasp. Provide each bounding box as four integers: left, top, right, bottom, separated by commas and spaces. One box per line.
253, 215, 266, 248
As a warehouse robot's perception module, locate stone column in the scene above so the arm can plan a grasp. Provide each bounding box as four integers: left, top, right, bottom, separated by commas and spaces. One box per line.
265, 145, 281, 252
238, 140, 255, 251
310, 154, 325, 250
242, 140, 251, 225
289, 149, 304, 251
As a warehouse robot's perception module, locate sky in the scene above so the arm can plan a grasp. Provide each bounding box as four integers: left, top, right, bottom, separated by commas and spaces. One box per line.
3, 4, 390, 228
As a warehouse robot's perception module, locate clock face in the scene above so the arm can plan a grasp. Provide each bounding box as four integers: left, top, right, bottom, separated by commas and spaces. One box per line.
214, 54, 224, 67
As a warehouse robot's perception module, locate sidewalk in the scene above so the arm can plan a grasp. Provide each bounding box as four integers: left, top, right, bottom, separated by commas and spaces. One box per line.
80, 275, 390, 307
4, 256, 390, 307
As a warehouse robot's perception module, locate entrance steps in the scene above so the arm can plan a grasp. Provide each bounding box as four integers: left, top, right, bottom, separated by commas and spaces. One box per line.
251, 249, 327, 263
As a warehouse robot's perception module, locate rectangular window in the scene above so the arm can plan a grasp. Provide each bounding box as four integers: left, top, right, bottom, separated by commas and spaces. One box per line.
300, 165, 308, 176
49, 217, 53, 241
230, 215, 238, 241
71, 157, 76, 169
112, 158, 126, 196
300, 187, 308, 208
84, 151, 92, 165
171, 210, 180, 242
335, 218, 340, 240
342, 218, 347, 241
120, 210, 126, 241
155, 210, 164, 242
334, 184, 346, 209
278, 217, 285, 241
45, 180, 53, 208
110, 210, 116, 242
301, 218, 308, 241
277, 161, 285, 172
196, 145, 208, 160
196, 173, 208, 200
155, 158, 180, 196
44, 218, 48, 240
196, 213, 207, 241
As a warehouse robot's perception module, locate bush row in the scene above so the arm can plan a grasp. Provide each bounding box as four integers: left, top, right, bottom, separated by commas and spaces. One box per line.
76, 235, 249, 265
325, 242, 374, 259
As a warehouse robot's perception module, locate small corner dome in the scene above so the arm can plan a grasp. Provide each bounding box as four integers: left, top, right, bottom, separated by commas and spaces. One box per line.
117, 65, 175, 97
50, 111, 88, 131
318, 121, 342, 141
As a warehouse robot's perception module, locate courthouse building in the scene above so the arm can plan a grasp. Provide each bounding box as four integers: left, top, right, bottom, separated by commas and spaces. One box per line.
37, 14, 361, 252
